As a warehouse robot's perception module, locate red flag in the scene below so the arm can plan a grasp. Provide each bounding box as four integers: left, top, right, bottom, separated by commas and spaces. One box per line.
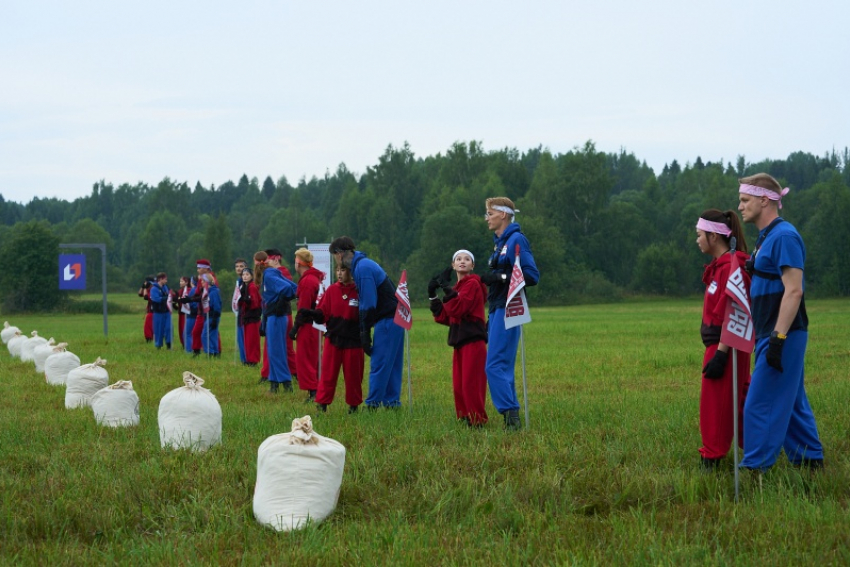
505, 245, 531, 329
720, 253, 755, 353
394, 270, 412, 330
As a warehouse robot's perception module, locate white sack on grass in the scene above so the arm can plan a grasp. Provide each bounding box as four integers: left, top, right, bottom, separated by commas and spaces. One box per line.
65, 358, 109, 408
253, 415, 346, 532
158, 372, 222, 452
20, 331, 48, 363
1, 321, 20, 344
91, 381, 140, 427
45, 346, 81, 386
33, 338, 57, 373
7, 331, 24, 358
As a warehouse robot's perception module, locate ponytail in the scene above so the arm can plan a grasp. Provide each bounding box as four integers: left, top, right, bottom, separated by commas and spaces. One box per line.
698, 208, 748, 254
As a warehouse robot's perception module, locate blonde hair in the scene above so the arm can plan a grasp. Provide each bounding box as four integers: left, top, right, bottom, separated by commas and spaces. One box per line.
294, 248, 314, 264
486, 197, 516, 211
739, 173, 783, 196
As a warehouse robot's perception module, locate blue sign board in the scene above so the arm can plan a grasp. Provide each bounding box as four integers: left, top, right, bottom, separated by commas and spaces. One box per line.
59, 254, 86, 290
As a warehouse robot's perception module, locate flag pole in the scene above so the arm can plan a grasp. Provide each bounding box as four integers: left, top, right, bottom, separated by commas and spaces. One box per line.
732, 348, 740, 502
520, 325, 529, 430
406, 329, 412, 408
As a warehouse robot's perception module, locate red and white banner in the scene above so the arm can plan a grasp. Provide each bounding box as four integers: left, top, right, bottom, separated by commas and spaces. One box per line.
720, 253, 755, 353
505, 245, 531, 329
394, 270, 413, 330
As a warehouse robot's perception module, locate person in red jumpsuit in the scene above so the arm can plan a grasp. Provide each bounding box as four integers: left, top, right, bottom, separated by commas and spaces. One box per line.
290, 248, 325, 402
696, 209, 751, 471
238, 267, 262, 366
429, 249, 489, 427
300, 266, 364, 413
138, 275, 154, 342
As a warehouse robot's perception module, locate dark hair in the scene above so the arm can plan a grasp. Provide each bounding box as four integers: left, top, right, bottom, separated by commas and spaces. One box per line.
156, 272, 167, 280
699, 209, 748, 253
329, 236, 356, 254
234, 258, 247, 265
241, 267, 253, 277
265, 248, 283, 257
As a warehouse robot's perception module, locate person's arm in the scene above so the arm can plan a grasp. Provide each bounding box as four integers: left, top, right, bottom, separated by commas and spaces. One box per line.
775, 267, 804, 335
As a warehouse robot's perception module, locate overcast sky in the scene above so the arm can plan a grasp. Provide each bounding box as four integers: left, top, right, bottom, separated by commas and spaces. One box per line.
1, 0, 848, 204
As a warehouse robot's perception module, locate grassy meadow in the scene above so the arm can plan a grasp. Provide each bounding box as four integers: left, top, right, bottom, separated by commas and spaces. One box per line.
1, 295, 849, 565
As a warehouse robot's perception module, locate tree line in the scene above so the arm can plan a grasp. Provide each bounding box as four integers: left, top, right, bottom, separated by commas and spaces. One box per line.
1, 141, 849, 313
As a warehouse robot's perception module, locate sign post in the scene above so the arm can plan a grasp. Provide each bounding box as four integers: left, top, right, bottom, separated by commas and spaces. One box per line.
59, 244, 108, 338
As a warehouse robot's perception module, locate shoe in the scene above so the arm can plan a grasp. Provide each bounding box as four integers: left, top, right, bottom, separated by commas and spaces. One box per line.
304, 390, 317, 403
192, 350, 200, 358
700, 456, 722, 472
348, 405, 359, 414
316, 403, 328, 413
503, 409, 521, 430
258, 376, 268, 384
793, 458, 824, 470
269, 382, 279, 394
282, 381, 293, 393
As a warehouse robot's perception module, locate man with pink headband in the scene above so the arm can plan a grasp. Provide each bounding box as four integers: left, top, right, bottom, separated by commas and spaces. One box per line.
737, 173, 823, 472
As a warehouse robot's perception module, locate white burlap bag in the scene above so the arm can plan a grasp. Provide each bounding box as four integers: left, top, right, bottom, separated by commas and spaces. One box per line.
20, 331, 48, 363
158, 372, 222, 451
91, 381, 140, 427
1, 321, 20, 344
253, 415, 346, 531
65, 358, 109, 408
7, 331, 24, 358
33, 338, 57, 373
45, 345, 81, 386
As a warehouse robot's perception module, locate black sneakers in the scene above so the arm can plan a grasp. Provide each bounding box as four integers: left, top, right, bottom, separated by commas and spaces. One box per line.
503, 409, 521, 430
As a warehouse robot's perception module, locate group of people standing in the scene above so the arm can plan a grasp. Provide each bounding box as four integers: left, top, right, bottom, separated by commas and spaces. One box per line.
696, 173, 823, 473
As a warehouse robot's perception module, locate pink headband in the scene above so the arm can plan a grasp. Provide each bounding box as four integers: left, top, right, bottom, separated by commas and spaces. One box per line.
696, 218, 732, 237
739, 183, 790, 209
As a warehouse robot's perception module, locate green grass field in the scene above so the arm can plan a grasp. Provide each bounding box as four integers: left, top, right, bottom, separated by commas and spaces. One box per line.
2, 297, 849, 565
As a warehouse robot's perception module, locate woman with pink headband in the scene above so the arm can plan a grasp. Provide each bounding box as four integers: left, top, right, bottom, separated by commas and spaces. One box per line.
695, 209, 751, 471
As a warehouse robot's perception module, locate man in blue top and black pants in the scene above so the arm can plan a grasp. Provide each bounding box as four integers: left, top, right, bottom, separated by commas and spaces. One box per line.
738, 173, 823, 471
150, 272, 172, 350
330, 236, 404, 409
481, 197, 539, 430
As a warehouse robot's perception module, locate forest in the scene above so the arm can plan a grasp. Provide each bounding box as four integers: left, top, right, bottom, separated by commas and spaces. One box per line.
1, 141, 849, 313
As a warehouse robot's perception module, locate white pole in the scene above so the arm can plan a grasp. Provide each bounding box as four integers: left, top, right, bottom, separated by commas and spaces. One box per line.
520, 326, 529, 430
406, 329, 412, 408
732, 348, 740, 502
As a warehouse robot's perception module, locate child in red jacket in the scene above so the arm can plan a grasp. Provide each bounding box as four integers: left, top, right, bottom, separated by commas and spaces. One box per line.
429, 249, 489, 427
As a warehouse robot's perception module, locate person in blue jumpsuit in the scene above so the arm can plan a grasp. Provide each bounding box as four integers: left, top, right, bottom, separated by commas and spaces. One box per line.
330, 236, 404, 409
149, 272, 172, 350
262, 248, 298, 393
200, 273, 222, 357
481, 197, 539, 430
737, 173, 823, 471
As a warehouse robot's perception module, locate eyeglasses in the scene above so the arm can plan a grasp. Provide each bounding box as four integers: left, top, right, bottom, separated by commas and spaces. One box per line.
484, 211, 500, 219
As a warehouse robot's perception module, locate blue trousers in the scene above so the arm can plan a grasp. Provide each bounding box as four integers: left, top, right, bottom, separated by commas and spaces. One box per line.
236, 322, 246, 363
365, 318, 405, 407
740, 331, 823, 470
153, 312, 172, 348
266, 315, 292, 383
486, 308, 520, 414
184, 316, 195, 353
201, 319, 220, 355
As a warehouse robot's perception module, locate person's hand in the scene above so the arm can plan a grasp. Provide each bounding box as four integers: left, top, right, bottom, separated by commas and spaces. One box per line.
767, 333, 785, 372
429, 297, 443, 316
259, 319, 266, 337
437, 266, 454, 294
702, 350, 728, 379
481, 272, 506, 286
427, 275, 440, 298
288, 325, 299, 341
360, 330, 372, 356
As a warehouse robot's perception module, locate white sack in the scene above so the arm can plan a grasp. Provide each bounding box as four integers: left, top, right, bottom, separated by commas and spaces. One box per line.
20, 331, 48, 363
6, 332, 24, 358
253, 415, 346, 531
158, 372, 222, 452
33, 338, 57, 373
45, 346, 81, 386
1, 321, 20, 344
65, 358, 109, 408
91, 381, 140, 427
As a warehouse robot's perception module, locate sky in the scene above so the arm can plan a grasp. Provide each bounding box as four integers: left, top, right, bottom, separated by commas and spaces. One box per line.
1, 0, 848, 204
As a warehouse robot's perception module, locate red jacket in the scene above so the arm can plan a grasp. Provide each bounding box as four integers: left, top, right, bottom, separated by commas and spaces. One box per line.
700, 250, 751, 346
296, 267, 325, 311
316, 281, 361, 349
432, 273, 488, 348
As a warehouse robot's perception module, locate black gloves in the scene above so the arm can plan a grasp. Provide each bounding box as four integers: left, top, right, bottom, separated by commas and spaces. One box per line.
429, 297, 443, 316
767, 332, 785, 372
702, 350, 728, 379
360, 330, 372, 356
259, 317, 266, 337
481, 272, 507, 286
427, 276, 440, 298
288, 325, 299, 341
436, 266, 454, 294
